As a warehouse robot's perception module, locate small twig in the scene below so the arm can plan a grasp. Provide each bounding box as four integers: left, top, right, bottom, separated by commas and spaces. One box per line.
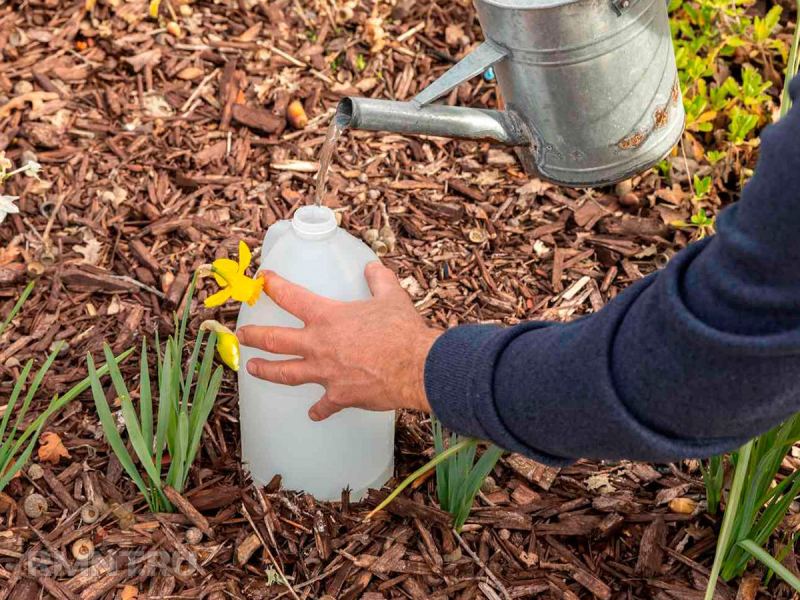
680, 137, 696, 198
107, 274, 167, 299
42, 194, 67, 246
241, 504, 301, 600
396, 21, 426, 43
267, 44, 306, 67
272, 563, 344, 599
180, 68, 219, 114
266, 45, 334, 84
453, 529, 513, 600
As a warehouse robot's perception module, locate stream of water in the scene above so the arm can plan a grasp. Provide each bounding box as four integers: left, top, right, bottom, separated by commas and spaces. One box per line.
314, 119, 344, 207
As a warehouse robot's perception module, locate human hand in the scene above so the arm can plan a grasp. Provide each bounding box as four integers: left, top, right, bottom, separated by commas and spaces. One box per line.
237, 262, 442, 421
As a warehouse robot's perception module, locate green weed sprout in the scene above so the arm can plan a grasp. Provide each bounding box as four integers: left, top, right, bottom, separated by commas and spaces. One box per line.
672, 208, 715, 239
88, 275, 223, 512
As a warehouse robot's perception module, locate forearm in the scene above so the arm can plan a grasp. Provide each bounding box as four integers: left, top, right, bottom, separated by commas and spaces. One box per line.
425, 79, 800, 465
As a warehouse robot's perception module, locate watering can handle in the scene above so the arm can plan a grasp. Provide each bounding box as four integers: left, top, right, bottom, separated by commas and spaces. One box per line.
413, 40, 508, 107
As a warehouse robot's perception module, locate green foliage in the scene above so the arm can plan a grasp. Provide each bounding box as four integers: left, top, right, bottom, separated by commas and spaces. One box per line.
699, 455, 724, 515
703, 414, 800, 597
0, 280, 34, 339
432, 418, 504, 532
670, 0, 781, 147
693, 174, 712, 198
356, 53, 367, 71
727, 106, 760, 143
705, 150, 726, 164
88, 275, 224, 512
739, 539, 800, 591
673, 208, 715, 239
1, 281, 131, 492
367, 420, 504, 532
724, 67, 772, 110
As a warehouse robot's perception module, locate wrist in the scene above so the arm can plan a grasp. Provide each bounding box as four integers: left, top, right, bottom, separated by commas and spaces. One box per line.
405, 327, 442, 413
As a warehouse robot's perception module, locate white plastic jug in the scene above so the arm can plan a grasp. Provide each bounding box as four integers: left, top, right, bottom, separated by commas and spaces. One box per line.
236, 205, 395, 501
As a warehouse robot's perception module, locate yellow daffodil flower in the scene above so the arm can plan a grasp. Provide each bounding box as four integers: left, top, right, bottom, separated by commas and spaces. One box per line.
200, 320, 240, 371
204, 241, 264, 308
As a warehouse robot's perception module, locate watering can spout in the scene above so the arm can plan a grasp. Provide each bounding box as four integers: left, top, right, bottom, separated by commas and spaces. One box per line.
334, 96, 531, 147
334, 39, 532, 150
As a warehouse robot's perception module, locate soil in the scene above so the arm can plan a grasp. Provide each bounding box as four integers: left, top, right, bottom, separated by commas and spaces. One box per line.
0, 0, 795, 598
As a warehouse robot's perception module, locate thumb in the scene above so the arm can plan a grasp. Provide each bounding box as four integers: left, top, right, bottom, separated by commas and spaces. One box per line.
365, 262, 403, 299
309, 393, 344, 421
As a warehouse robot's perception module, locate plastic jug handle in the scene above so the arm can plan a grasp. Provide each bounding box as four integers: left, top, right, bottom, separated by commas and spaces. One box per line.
259, 220, 291, 263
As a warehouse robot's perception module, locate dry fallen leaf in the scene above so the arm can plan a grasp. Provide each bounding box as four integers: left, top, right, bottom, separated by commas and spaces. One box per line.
75, 232, 104, 265
234, 22, 262, 42
445, 23, 464, 46
586, 473, 616, 494
120, 585, 138, 600
38, 432, 71, 464
0, 243, 21, 268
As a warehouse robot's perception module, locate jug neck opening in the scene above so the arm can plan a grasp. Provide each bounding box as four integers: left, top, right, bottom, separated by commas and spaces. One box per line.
292, 205, 338, 240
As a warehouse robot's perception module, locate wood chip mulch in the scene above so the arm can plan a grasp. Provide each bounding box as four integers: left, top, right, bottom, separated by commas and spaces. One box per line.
0, 0, 790, 598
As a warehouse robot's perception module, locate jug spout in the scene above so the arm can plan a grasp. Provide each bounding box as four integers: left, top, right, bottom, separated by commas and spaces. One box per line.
335, 97, 532, 148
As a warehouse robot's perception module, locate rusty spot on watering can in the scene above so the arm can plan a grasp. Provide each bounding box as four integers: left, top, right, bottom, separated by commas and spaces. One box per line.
617, 77, 680, 150
619, 130, 647, 150
670, 80, 681, 106
653, 105, 670, 130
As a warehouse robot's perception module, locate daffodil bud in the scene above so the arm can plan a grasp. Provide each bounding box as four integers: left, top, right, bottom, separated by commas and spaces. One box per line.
200, 320, 241, 371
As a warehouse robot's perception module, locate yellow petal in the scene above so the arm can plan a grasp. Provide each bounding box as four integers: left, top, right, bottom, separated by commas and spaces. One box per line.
216, 332, 240, 371
212, 259, 239, 282
149, 0, 161, 17
237, 241, 252, 273
228, 273, 263, 306
204, 287, 232, 308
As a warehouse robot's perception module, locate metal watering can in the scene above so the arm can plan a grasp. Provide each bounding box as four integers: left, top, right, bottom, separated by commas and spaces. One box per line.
335, 0, 684, 187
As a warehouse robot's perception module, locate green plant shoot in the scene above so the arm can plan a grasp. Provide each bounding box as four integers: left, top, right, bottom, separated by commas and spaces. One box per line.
88, 275, 224, 512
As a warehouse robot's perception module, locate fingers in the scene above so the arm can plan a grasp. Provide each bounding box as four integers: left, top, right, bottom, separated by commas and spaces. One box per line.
237, 326, 308, 357
246, 358, 321, 386
308, 393, 345, 421
259, 271, 328, 322
364, 262, 404, 300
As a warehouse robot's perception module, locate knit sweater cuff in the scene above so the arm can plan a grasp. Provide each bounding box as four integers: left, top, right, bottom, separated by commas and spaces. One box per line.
424, 322, 574, 466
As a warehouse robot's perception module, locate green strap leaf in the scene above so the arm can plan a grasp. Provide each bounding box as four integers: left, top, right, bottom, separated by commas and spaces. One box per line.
0, 280, 35, 338
738, 539, 800, 592
140, 338, 153, 457
87, 352, 152, 507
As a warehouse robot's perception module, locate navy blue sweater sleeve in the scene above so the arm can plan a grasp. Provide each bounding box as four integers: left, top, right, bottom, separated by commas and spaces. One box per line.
424, 77, 800, 466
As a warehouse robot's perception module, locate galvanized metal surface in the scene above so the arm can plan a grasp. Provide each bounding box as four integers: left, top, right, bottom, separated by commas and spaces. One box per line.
335, 97, 532, 146
337, 0, 685, 188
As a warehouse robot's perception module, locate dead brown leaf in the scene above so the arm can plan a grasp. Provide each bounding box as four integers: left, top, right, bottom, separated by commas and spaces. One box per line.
38, 432, 71, 464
